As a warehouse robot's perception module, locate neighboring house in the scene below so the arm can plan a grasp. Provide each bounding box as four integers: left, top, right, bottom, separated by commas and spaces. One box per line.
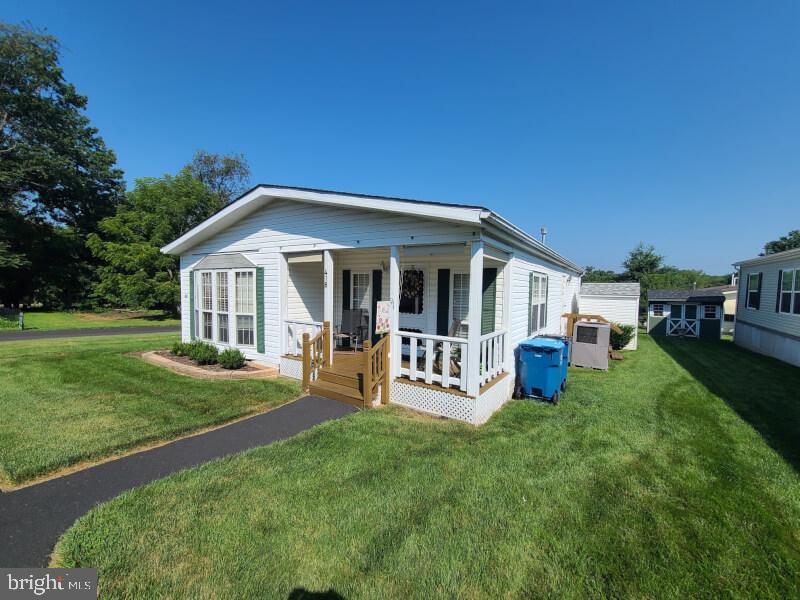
646, 288, 724, 339
161, 185, 583, 424
733, 247, 800, 367
694, 283, 737, 335
578, 282, 640, 349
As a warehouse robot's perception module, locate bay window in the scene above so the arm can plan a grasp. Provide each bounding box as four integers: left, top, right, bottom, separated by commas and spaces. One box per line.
194, 268, 256, 347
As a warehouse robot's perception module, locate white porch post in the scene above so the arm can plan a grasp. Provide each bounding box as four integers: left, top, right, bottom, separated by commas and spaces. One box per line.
323, 250, 334, 358
389, 245, 401, 380
503, 256, 514, 375
467, 241, 484, 396
279, 253, 288, 357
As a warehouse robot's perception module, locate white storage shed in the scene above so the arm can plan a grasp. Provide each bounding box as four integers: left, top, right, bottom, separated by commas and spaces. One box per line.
578, 282, 641, 350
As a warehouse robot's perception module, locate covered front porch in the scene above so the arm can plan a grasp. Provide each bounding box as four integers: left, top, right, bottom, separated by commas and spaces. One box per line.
278, 242, 513, 423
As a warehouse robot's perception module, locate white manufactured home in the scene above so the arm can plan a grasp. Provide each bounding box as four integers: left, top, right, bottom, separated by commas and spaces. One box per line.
734, 247, 800, 367
162, 185, 583, 424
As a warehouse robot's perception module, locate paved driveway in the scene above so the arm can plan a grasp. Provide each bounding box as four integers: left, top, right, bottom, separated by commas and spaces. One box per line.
0, 396, 356, 567
0, 326, 180, 341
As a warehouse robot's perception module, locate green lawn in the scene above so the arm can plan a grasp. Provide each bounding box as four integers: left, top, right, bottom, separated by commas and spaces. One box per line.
0, 309, 179, 332
0, 334, 300, 485
54, 336, 800, 598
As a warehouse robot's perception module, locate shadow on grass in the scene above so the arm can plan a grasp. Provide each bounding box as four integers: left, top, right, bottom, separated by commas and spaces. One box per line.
288, 589, 345, 600
652, 335, 800, 472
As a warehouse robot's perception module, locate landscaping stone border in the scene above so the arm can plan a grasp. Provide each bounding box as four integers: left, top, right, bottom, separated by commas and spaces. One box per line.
138, 350, 279, 379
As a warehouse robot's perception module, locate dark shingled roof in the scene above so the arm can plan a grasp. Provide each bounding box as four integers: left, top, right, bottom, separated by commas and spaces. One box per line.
647, 288, 725, 304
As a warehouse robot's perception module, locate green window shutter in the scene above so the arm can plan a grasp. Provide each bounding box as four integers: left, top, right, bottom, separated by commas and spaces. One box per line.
481, 268, 498, 336
436, 269, 451, 336
527, 272, 533, 336
256, 267, 265, 354
189, 271, 195, 340
342, 270, 351, 310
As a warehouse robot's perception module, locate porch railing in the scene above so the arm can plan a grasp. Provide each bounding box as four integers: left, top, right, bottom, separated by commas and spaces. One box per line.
302, 321, 331, 391
286, 319, 324, 356
396, 331, 468, 393
362, 335, 390, 406
479, 329, 507, 386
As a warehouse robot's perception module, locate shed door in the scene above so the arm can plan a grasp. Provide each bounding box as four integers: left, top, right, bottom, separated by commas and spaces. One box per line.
667, 304, 699, 337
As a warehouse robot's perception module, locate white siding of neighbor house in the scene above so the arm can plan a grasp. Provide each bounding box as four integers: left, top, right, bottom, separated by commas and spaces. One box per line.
287, 261, 324, 322
180, 199, 478, 365
736, 259, 800, 339
579, 295, 639, 349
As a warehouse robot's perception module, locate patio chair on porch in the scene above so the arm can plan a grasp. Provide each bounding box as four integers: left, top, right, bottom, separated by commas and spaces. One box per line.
433, 319, 464, 380
335, 308, 369, 351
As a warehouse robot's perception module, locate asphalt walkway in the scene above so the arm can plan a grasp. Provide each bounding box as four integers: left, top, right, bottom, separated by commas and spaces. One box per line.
0, 396, 356, 567
0, 326, 180, 341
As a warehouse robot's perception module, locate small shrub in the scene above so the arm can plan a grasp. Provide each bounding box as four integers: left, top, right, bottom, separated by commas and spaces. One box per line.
218, 348, 246, 370
188, 341, 219, 365
610, 323, 636, 350
170, 341, 192, 356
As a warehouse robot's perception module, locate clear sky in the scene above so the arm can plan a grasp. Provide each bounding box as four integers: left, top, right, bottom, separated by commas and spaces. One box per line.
6, 1, 799, 273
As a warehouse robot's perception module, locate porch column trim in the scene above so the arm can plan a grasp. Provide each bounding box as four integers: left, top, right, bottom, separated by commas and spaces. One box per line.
389, 245, 401, 381
323, 250, 334, 359
278, 252, 288, 357
467, 241, 484, 396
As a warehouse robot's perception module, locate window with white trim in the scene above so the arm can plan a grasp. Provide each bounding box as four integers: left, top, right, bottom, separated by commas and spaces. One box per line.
528, 272, 548, 335
746, 272, 760, 309
703, 305, 717, 319
652, 303, 664, 317
235, 271, 255, 346
351, 273, 370, 312
194, 268, 256, 347
451, 272, 470, 337
779, 269, 800, 315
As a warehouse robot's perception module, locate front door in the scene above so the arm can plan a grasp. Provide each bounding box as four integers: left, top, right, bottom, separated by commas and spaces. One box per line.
667, 304, 699, 337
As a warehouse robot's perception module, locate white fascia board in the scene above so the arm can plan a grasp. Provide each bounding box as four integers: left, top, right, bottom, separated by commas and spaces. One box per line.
733, 247, 800, 267
161, 185, 485, 256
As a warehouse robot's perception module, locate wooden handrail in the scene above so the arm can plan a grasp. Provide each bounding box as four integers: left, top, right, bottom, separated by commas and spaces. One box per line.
362, 334, 390, 408
302, 320, 331, 391
562, 312, 623, 334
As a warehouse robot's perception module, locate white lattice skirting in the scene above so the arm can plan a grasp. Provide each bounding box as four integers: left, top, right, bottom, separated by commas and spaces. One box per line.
280, 356, 303, 380
390, 380, 476, 423
474, 375, 514, 425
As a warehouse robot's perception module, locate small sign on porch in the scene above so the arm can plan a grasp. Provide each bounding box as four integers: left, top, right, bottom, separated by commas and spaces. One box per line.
375, 300, 391, 335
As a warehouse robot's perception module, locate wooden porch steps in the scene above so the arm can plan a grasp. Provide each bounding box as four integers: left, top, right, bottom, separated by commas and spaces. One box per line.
309, 372, 365, 408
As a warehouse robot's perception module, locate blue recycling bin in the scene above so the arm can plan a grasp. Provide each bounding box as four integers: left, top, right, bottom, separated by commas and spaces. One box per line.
517, 337, 566, 403
539, 334, 570, 386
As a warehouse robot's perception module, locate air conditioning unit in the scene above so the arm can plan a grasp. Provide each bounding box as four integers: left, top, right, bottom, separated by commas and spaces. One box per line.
571, 322, 610, 370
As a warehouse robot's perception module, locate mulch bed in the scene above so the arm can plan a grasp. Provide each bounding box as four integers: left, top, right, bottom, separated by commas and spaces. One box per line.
154, 351, 262, 373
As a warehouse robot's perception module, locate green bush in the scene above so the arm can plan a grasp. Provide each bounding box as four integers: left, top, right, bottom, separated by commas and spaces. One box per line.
170, 341, 193, 356
610, 323, 636, 350
218, 348, 246, 370
187, 341, 218, 365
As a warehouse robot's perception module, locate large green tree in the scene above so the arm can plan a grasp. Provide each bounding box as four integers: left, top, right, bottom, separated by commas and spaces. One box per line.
622, 243, 664, 281
0, 22, 123, 306
87, 169, 218, 312
764, 230, 800, 255
188, 150, 251, 209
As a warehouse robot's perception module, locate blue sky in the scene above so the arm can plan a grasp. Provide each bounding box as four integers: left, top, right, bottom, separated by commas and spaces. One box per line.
6, 1, 799, 273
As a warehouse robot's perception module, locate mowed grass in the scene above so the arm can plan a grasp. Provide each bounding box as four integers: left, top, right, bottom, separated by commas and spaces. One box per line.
0, 309, 179, 332
55, 336, 800, 598
0, 334, 300, 485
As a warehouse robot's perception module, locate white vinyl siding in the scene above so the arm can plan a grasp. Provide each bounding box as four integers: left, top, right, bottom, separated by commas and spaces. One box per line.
736, 260, 800, 340
287, 261, 324, 322
579, 294, 640, 350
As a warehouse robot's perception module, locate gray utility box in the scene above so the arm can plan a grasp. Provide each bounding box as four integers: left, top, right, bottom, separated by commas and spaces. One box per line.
571, 322, 610, 370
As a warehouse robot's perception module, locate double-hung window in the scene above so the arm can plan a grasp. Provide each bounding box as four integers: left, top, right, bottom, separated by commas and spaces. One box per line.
351, 273, 370, 312
194, 269, 256, 347
778, 269, 800, 315
528, 272, 548, 335
451, 272, 470, 337
746, 273, 761, 310
235, 271, 255, 346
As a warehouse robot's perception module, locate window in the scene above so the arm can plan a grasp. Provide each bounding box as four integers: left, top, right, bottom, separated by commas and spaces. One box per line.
724, 314, 735, 322
352, 273, 370, 311
194, 268, 256, 347
778, 269, 800, 315
201, 272, 213, 340
216, 272, 229, 343
703, 305, 717, 319
528, 272, 548, 335
399, 269, 424, 314
451, 273, 470, 336
652, 303, 664, 317
235, 271, 255, 346
746, 272, 761, 309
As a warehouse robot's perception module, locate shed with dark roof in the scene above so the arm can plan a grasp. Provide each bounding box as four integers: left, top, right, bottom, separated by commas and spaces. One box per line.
646, 288, 723, 339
